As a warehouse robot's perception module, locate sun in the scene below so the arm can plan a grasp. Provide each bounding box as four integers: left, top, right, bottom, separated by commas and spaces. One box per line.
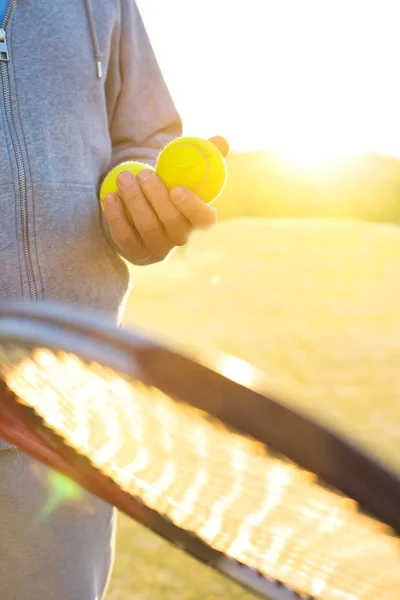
138, 0, 400, 164
273, 142, 363, 170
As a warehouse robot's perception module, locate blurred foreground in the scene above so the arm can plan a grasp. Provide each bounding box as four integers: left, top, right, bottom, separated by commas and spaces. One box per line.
109, 514, 254, 600
109, 216, 400, 598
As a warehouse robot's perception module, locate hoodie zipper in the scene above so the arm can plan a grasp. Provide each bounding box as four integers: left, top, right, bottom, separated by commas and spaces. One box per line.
0, 1, 38, 300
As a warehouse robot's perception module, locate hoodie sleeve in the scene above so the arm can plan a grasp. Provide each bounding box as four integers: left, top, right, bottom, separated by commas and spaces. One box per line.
103, 1, 182, 266
109, 0, 182, 168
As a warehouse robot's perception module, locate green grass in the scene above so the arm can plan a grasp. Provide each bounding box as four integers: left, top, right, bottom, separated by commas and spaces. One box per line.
108, 513, 256, 599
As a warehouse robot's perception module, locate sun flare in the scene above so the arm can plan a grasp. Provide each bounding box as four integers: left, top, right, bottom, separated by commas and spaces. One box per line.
138, 0, 400, 164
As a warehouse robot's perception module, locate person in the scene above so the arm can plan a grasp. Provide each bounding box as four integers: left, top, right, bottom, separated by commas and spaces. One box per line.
0, 1, 218, 598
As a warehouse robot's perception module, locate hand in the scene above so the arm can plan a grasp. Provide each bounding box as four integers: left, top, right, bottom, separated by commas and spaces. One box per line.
103, 168, 217, 264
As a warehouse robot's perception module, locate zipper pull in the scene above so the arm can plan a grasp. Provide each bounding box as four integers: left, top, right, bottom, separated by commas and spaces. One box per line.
0, 29, 9, 62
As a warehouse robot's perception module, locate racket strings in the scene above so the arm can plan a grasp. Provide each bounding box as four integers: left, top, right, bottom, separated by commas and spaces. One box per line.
0, 343, 399, 599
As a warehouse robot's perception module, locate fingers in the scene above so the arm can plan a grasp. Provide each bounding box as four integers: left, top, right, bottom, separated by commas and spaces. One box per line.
116, 171, 170, 255
136, 170, 192, 247
170, 187, 217, 229
103, 193, 149, 260
103, 167, 217, 264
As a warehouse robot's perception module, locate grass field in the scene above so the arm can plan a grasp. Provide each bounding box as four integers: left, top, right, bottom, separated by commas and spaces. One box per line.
106, 215, 400, 598
108, 514, 255, 599
106, 223, 260, 598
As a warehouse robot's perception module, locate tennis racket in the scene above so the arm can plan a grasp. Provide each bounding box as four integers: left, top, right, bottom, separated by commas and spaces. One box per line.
0, 300, 399, 600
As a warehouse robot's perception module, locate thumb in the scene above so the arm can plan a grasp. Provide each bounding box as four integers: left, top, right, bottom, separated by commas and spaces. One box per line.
209, 135, 230, 158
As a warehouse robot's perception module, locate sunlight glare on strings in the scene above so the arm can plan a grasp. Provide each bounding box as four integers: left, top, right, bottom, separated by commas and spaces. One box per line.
2, 345, 400, 598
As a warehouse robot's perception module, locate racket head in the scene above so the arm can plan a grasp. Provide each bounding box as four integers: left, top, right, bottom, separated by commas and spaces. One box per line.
0, 300, 399, 600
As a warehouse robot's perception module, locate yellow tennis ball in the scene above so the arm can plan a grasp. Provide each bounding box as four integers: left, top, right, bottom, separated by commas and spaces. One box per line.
156, 136, 228, 203
99, 161, 154, 209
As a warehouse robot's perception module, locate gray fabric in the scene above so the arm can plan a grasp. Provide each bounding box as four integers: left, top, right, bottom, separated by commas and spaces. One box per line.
0, 0, 182, 315
0, 449, 116, 599
0, 439, 13, 450
0, 1, 182, 596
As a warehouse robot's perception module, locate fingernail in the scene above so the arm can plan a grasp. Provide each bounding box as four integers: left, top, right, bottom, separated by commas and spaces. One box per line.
138, 169, 154, 183
104, 193, 117, 209
171, 187, 187, 203
118, 171, 133, 187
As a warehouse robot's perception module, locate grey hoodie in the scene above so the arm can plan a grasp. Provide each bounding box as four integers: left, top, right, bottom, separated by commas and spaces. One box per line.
0, 4, 183, 590
0, 0, 182, 323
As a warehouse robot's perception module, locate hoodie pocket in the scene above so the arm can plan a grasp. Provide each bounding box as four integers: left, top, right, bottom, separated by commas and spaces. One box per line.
33, 183, 130, 316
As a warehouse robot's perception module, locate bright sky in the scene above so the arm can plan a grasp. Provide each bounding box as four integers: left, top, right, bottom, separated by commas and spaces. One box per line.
137, 0, 400, 162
